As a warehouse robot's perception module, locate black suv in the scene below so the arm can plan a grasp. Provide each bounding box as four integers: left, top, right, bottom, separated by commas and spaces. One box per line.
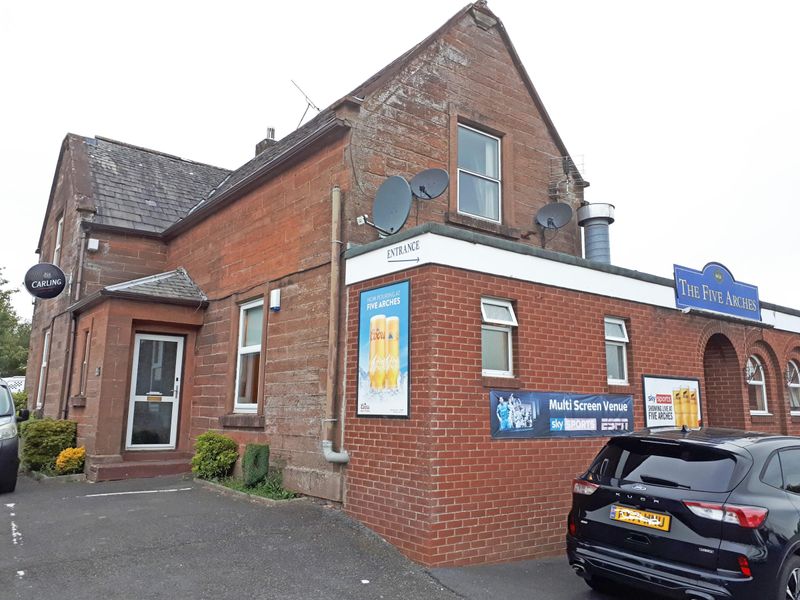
567, 428, 800, 600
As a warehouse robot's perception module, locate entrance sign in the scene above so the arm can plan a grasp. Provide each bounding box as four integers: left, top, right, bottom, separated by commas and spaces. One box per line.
674, 263, 760, 321
489, 390, 633, 439
642, 375, 702, 429
24, 263, 66, 299
357, 280, 410, 417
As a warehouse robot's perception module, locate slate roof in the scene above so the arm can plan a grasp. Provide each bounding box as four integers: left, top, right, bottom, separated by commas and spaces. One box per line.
188, 108, 338, 214
105, 268, 207, 303
84, 137, 230, 233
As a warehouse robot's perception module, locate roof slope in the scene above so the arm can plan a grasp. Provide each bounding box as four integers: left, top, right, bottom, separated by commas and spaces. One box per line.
105, 267, 207, 303
84, 137, 230, 233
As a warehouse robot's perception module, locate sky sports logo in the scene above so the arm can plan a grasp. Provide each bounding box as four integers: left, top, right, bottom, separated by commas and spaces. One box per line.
550, 418, 597, 432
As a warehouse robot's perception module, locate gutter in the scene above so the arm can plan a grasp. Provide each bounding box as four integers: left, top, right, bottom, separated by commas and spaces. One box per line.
68, 289, 209, 315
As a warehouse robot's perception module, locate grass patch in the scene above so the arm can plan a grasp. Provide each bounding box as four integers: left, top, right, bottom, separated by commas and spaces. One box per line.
220, 473, 297, 501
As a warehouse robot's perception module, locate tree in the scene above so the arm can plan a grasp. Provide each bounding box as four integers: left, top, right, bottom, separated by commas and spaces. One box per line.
0, 268, 31, 376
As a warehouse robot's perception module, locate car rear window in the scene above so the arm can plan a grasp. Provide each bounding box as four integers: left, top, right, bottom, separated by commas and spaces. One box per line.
589, 437, 741, 492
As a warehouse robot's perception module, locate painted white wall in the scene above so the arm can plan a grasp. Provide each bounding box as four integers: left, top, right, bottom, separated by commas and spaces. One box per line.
345, 233, 800, 335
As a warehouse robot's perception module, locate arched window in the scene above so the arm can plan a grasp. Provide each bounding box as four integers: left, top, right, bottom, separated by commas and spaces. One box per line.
746, 356, 768, 414
788, 360, 800, 413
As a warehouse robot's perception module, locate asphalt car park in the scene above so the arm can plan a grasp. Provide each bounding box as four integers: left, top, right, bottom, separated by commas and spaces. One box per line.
0, 474, 625, 600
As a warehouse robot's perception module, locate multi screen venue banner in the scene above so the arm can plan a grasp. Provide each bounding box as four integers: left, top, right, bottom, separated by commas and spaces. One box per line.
490, 390, 633, 439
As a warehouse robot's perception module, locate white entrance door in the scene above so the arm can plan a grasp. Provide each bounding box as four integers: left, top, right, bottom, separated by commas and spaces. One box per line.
126, 334, 184, 450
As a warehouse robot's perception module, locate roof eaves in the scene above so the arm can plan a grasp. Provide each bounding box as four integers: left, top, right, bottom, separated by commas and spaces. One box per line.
163, 116, 350, 239
68, 287, 208, 315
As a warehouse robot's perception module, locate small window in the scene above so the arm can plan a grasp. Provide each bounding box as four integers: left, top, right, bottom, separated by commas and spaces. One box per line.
79, 330, 91, 396
780, 449, 800, 494
234, 299, 263, 413
53, 215, 64, 266
36, 330, 51, 409
746, 355, 768, 414
604, 317, 629, 385
481, 298, 516, 377
761, 453, 783, 490
788, 361, 800, 413
458, 124, 501, 223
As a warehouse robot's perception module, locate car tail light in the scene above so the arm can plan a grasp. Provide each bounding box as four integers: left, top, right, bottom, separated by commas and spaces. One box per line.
568, 513, 577, 536
737, 555, 752, 577
683, 501, 768, 529
573, 479, 599, 496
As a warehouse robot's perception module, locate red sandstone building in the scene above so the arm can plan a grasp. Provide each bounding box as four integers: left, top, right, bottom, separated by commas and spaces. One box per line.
26, 2, 800, 567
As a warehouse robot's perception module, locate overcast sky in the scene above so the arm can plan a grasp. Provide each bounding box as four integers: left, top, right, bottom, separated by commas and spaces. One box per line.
2, 1, 798, 321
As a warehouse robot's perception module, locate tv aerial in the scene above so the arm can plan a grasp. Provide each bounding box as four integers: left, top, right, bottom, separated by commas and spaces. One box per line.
358, 176, 412, 236
534, 202, 573, 248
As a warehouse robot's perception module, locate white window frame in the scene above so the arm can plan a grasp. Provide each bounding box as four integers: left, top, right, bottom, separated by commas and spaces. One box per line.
53, 215, 64, 266
234, 299, 263, 413
481, 298, 517, 378
457, 124, 502, 224
746, 355, 769, 415
604, 317, 629, 385
788, 360, 800, 415
36, 330, 51, 409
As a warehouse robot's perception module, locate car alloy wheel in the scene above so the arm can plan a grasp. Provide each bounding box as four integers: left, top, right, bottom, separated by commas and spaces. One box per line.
788, 567, 800, 600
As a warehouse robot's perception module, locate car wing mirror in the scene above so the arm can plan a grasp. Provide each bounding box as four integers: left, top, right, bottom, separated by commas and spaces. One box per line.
17, 408, 30, 422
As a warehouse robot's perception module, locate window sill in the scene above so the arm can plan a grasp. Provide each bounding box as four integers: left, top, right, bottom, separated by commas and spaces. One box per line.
219, 413, 264, 429
482, 375, 521, 389
607, 380, 630, 387
69, 395, 87, 408
445, 211, 520, 239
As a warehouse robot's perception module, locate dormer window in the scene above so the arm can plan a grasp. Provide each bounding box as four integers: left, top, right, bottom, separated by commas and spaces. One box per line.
458, 124, 501, 223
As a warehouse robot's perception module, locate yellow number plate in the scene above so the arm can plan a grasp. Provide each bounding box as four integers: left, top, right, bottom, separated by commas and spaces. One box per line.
610, 505, 671, 532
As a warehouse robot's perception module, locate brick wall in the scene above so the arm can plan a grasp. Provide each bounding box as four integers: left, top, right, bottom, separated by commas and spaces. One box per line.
344, 264, 800, 566
344, 9, 583, 256
163, 139, 350, 499
81, 232, 168, 295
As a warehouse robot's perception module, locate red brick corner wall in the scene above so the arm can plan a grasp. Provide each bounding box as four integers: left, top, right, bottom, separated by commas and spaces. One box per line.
344, 264, 800, 567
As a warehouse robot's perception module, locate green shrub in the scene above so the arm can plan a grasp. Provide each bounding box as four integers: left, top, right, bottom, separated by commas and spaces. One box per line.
20, 419, 77, 472
191, 431, 239, 480
12, 391, 27, 414
242, 443, 270, 487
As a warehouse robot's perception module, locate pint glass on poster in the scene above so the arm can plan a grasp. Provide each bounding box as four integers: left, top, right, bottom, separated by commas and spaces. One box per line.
672, 389, 683, 428
369, 314, 387, 390
386, 316, 400, 389
688, 388, 699, 428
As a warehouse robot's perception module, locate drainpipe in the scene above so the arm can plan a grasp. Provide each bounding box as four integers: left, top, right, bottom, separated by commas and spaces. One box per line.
60, 226, 87, 420
322, 185, 349, 464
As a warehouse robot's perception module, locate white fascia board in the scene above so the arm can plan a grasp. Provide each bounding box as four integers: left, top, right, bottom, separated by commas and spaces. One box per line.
345, 232, 800, 335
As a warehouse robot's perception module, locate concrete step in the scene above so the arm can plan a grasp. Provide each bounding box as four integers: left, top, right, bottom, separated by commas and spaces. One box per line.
89, 457, 192, 482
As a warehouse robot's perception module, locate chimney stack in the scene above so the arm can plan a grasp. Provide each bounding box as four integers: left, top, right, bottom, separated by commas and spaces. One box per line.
577, 203, 615, 264
255, 127, 277, 156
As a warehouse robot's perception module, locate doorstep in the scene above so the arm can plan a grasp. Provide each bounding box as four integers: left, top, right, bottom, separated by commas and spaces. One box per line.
88, 452, 193, 482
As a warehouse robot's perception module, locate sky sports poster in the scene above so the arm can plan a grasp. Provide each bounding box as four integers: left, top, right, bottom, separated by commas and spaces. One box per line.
357, 280, 410, 418
642, 375, 702, 429
490, 390, 633, 439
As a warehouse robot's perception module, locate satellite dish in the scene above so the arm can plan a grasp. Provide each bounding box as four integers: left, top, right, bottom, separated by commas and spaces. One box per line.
409, 168, 449, 200
372, 175, 412, 235
535, 202, 573, 230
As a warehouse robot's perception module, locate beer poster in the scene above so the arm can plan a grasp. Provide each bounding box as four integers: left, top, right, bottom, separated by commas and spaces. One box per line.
642, 375, 702, 428
490, 390, 633, 439
357, 280, 410, 417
